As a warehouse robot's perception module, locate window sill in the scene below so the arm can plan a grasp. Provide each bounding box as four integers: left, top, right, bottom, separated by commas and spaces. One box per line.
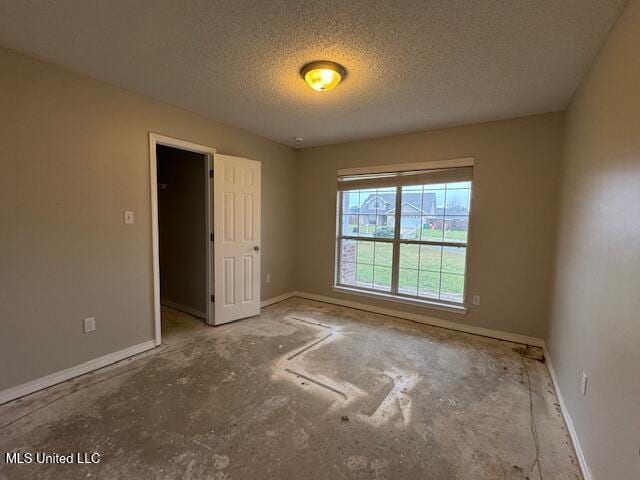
332, 286, 468, 315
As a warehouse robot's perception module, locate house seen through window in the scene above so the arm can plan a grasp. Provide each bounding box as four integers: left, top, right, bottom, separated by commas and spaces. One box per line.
336, 166, 472, 305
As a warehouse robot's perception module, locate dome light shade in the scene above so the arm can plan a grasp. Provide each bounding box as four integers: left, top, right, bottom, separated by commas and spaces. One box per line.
301, 61, 346, 92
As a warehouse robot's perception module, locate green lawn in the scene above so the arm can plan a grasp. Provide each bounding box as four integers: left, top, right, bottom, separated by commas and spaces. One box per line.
420, 228, 467, 242
342, 240, 466, 302
348, 224, 467, 243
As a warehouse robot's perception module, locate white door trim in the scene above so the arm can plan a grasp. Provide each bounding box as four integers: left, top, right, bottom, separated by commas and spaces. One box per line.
149, 133, 216, 345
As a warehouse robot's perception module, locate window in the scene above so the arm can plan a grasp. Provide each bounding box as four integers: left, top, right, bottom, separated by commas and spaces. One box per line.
336, 165, 472, 307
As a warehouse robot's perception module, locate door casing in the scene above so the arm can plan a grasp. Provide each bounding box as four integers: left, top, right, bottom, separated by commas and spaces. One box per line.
149, 133, 215, 344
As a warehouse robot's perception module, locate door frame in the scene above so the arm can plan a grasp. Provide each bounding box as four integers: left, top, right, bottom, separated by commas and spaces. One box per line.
149, 133, 216, 345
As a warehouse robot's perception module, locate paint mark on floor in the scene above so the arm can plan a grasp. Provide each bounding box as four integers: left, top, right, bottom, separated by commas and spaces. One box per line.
358, 368, 419, 427
289, 315, 333, 330
273, 315, 418, 428
272, 316, 366, 406
284, 368, 348, 399
287, 333, 333, 360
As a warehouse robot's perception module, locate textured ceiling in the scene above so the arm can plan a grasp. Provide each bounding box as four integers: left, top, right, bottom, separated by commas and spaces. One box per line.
0, 0, 627, 147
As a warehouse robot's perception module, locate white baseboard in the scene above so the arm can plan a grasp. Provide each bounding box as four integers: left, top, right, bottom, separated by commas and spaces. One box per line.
0, 340, 156, 405
294, 290, 545, 347
161, 299, 206, 320
261, 290, 297, 308
543, 345, 592, 480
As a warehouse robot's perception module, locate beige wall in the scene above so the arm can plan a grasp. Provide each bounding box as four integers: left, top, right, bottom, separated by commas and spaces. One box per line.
296, 112, 564, 339
548, 0, 640, 478
0, 47, 297, 391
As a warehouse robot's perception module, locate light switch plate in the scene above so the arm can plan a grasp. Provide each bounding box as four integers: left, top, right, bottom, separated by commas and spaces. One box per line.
83, 317, 96, 333
472, 295, 481, 306
124, 211, 134, 224
581, 372, 588, 396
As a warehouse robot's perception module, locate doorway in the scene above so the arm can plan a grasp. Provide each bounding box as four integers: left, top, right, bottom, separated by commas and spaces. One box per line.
149, 134, 262, 345
149, 134, 214, 345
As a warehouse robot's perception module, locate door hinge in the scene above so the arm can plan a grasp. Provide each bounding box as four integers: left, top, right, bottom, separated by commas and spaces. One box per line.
210, 294, 215, 302
209, 169, 213, 178
210, 233, 214, 241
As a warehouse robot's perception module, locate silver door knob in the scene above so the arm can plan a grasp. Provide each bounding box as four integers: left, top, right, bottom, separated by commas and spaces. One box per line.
254, 246, 260, 252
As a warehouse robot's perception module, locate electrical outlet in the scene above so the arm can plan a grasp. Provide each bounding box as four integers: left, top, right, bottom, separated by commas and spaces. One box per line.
580, 372, 588, 396
472, 295, 481, 306
266, 273, 272, 284
124, 211, 134, 224
83, 317, 96, 333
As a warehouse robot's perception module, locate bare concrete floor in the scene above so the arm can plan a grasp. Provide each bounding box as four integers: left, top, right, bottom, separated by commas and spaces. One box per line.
0, 299, 581, 479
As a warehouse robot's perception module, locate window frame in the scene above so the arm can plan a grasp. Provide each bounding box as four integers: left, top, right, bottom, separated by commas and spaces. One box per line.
334, 176, 472, 310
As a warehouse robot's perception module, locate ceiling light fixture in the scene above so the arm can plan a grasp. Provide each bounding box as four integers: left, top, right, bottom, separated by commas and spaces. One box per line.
300, 61, 346, 92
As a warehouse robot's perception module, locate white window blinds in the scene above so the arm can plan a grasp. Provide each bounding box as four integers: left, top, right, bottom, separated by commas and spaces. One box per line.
337, 166, 473, 191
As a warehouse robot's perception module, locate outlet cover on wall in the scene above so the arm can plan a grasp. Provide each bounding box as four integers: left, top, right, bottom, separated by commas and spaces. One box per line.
83, 317, 96, 333
472, 295, 481, 305
124, 210, 135, 224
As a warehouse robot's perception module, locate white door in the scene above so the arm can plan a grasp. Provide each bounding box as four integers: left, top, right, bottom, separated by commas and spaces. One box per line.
213, 154, 261, 325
